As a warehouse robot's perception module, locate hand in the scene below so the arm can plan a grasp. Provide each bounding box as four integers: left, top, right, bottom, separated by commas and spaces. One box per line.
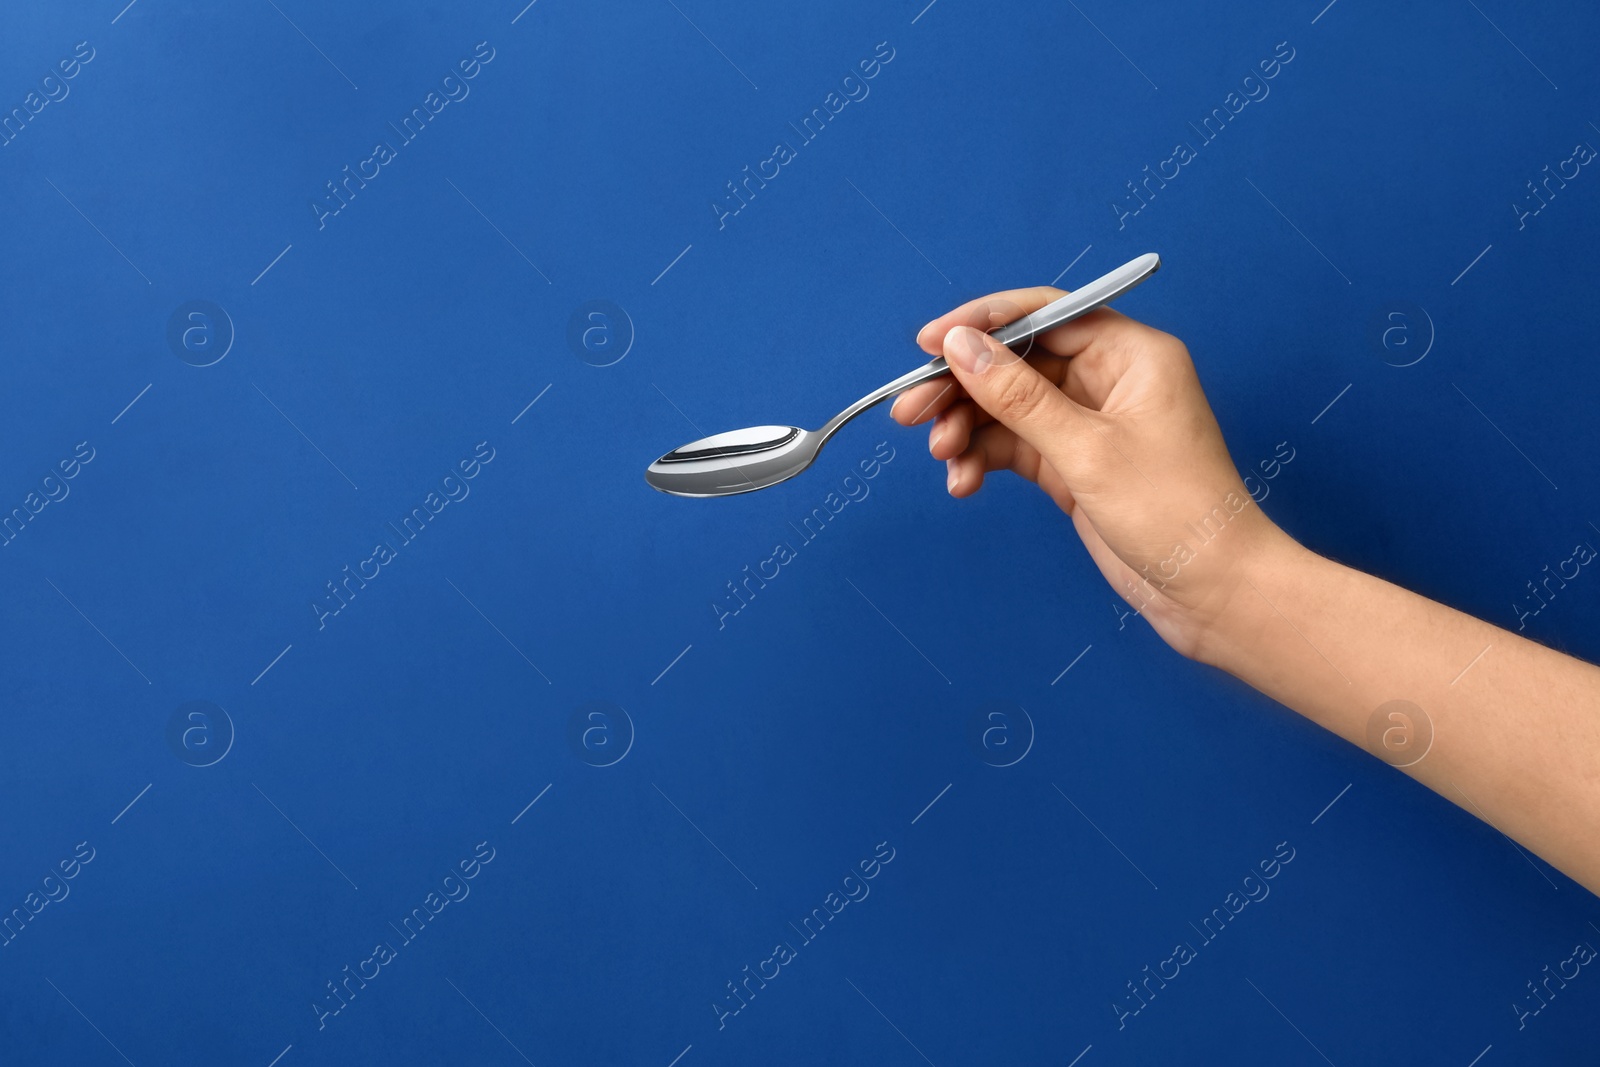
893, 288, 1600, 898
889, 287, 1300, 660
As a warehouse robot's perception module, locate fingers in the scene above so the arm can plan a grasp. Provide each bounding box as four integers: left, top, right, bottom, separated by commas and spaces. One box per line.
915, 288, 1140, 365
940, 324, 1094, 478
946, 423, 1027, 497
915, 287, 1065, 355
928, 399, 984, 461
889, 377, 962, 425
944, 423, 1075, 511
890, 345, 1077, 427
914, 287, 1175, 415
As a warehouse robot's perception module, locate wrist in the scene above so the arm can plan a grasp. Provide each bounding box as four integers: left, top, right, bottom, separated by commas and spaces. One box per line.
1190, 529, 1329, 674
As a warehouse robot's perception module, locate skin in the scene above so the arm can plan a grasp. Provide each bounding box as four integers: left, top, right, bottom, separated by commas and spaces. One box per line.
889, 288, 1600, 896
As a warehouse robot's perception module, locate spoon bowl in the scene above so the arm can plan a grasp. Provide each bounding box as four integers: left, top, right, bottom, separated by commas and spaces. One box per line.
645, 425, 818, 497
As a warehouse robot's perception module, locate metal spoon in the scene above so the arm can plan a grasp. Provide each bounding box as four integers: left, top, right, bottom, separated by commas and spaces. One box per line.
646, 252, 1161, 498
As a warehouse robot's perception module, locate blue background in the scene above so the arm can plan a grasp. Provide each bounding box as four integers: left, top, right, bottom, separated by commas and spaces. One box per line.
1, 0, 1597, 1063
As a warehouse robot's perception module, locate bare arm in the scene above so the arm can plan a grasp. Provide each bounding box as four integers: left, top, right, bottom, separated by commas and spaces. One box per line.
889, 289, 1600, 894
1202, 538, 1600, 892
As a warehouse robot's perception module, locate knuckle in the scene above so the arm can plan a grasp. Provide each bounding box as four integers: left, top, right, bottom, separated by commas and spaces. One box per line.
1152, 331, 1192, 364
1133, 324, 1190, 364
1105, 321, 1191, 375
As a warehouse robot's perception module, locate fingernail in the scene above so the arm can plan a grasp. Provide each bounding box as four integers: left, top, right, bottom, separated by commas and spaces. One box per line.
889, 394, 903, 421
916, 320, 936, 348
943, 326, 990, 375
928, 424, 944, 454
946, 459, 959, 493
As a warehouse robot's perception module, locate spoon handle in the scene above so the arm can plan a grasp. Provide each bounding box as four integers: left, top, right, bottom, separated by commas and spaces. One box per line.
991, 252, 1160, 346
818, 252, 1161, 440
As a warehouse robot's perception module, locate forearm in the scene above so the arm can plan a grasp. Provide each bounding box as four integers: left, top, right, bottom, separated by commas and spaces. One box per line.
1199, 538, 1600, 894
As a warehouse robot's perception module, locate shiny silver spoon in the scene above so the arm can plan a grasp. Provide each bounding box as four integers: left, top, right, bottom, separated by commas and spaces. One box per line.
646, 252, 1161, 498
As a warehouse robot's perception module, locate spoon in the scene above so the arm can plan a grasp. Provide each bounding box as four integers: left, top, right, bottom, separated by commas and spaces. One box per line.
646, 252, 1161, 498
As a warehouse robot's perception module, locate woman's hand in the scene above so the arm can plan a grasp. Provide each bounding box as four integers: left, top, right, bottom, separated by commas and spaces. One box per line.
889, 287, 1299, 660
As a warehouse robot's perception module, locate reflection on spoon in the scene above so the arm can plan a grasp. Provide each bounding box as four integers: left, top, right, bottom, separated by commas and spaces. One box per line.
646, 253, 1160, 498
647, 424, 826, 497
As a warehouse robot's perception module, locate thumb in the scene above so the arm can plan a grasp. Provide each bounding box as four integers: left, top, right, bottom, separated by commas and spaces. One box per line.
941, 325, 1090, 471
